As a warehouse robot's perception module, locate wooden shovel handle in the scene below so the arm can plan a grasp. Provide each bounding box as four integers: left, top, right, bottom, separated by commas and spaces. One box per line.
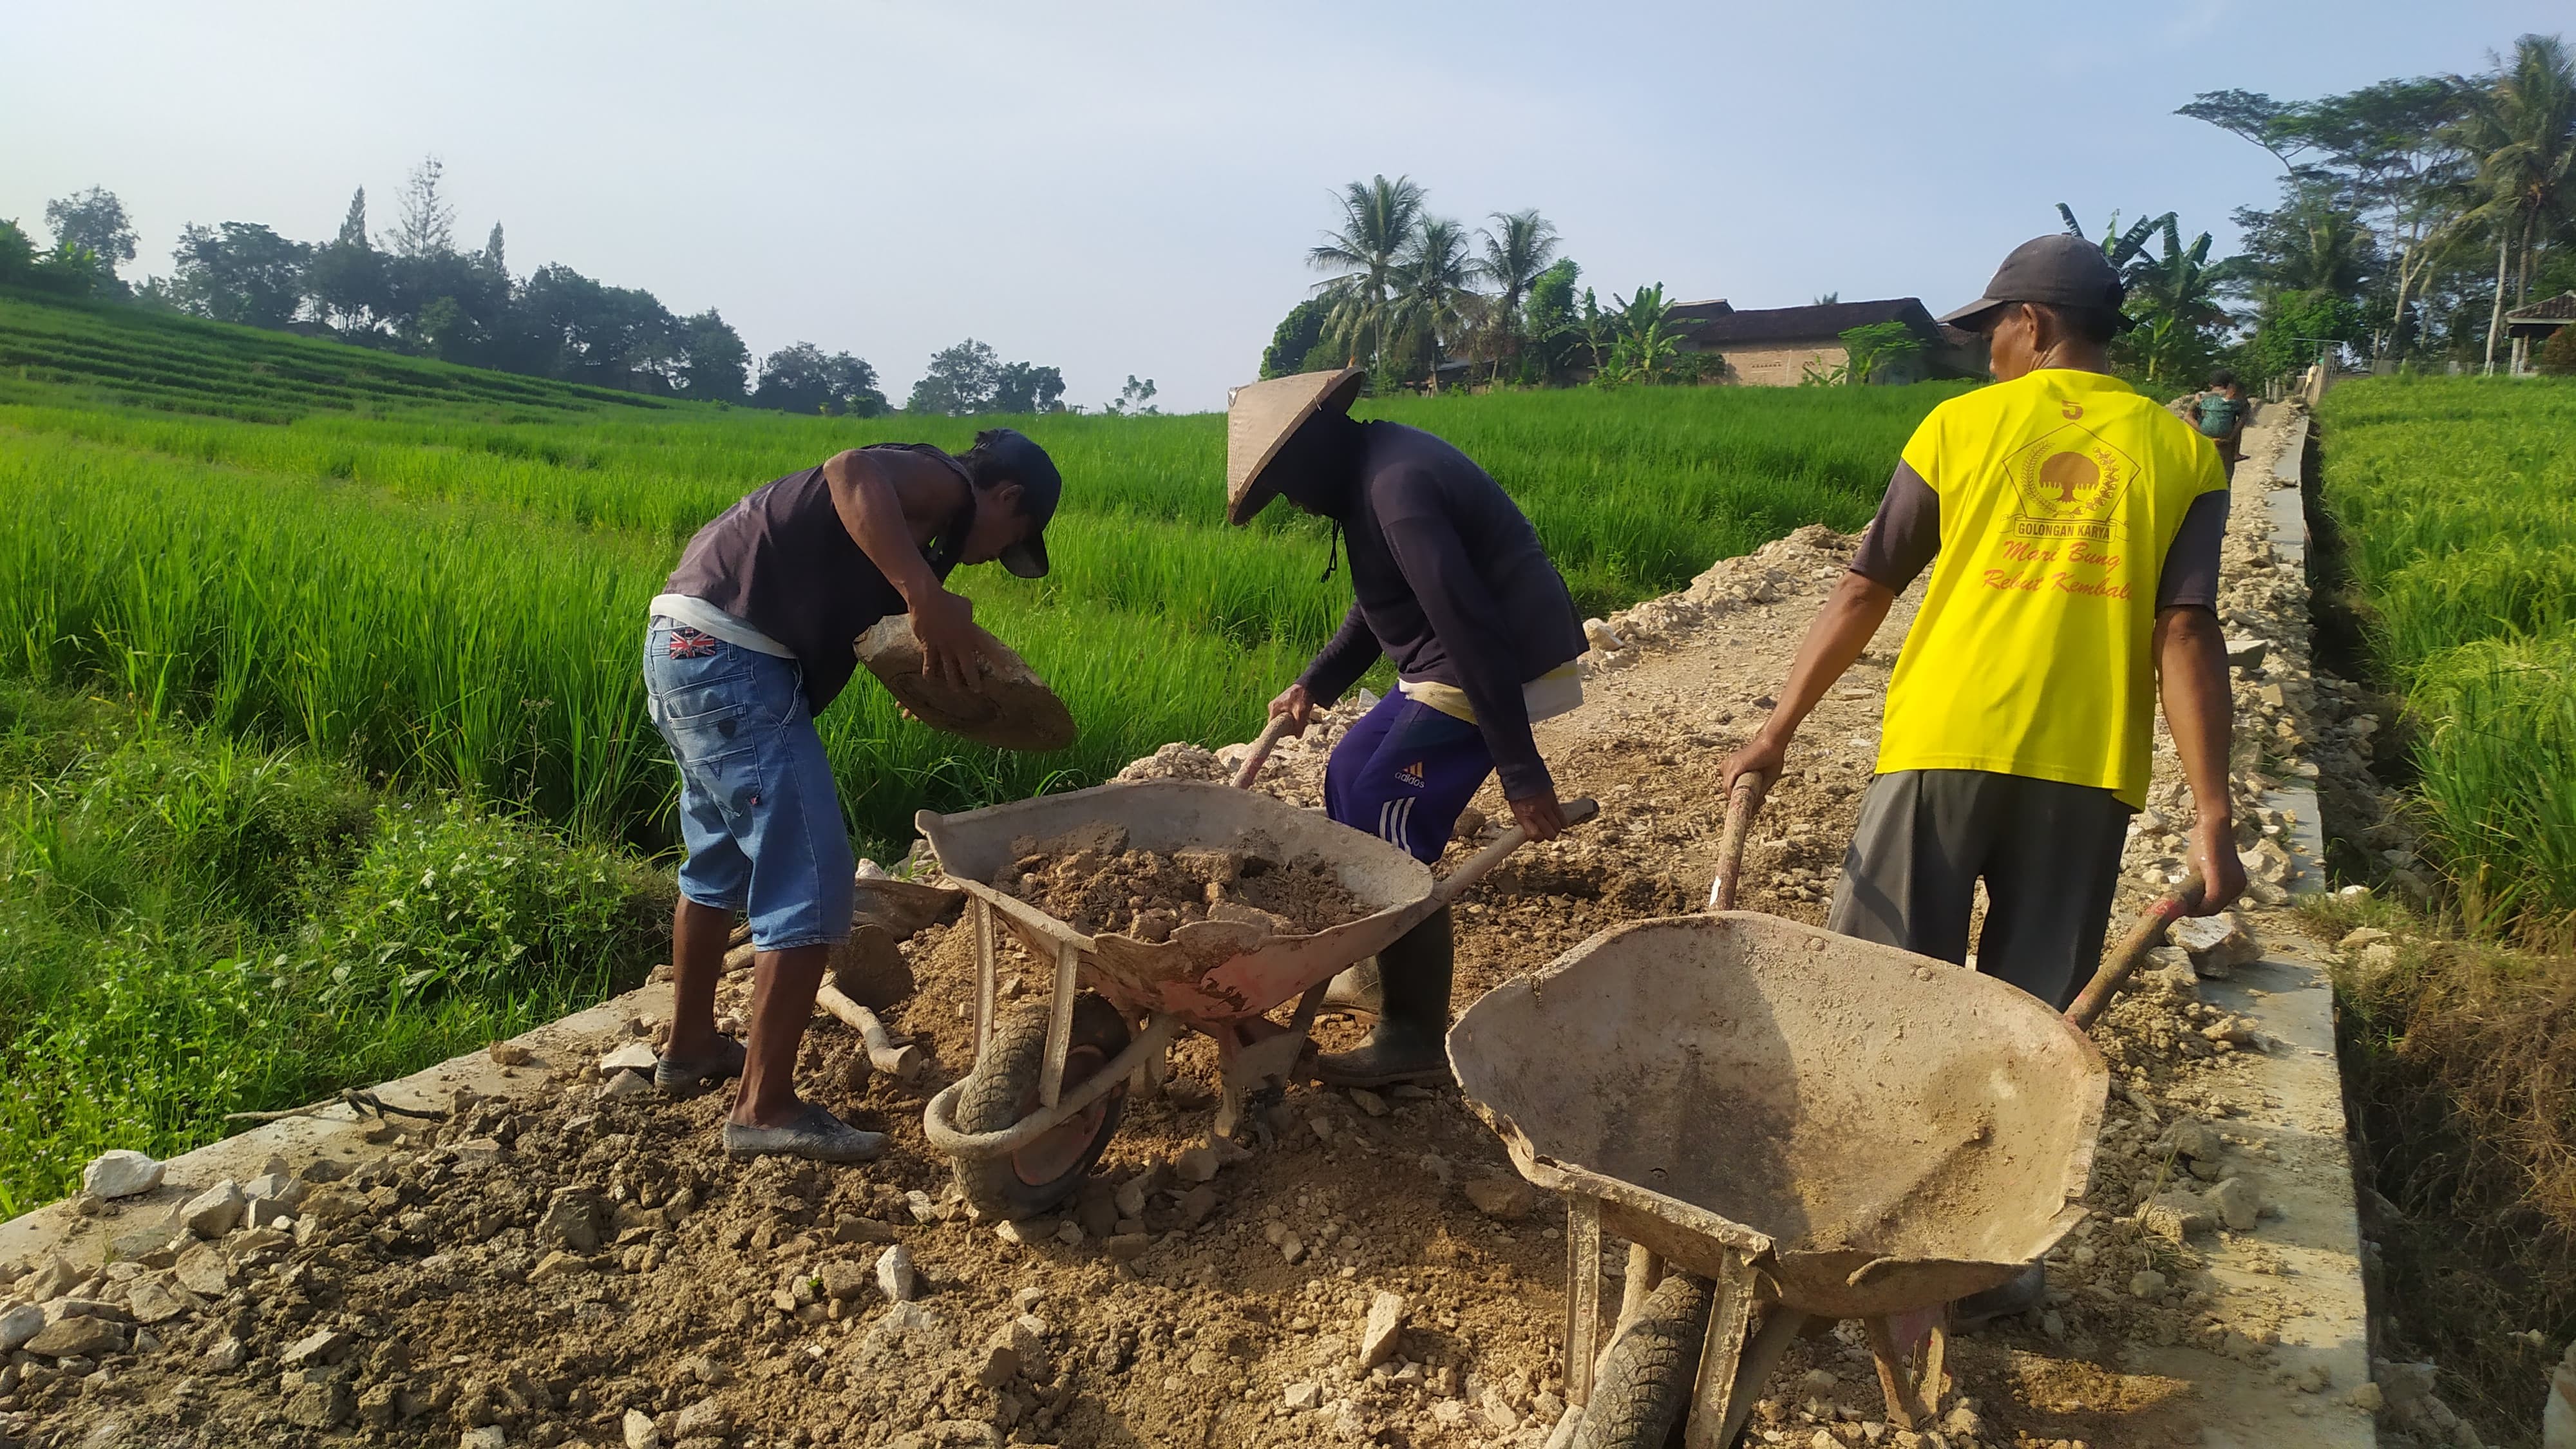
1233, 713, 1300, 790
1707, 771, 1772, 912
2063, 873, 2207, 1034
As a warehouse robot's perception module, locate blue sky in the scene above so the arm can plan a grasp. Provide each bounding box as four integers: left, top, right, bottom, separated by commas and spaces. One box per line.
8, 1, 2565, 412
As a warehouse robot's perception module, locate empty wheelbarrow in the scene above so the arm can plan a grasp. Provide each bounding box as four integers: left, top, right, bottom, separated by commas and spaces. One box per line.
1451, 772, 2206, 1447
915, 772, 1596, 1219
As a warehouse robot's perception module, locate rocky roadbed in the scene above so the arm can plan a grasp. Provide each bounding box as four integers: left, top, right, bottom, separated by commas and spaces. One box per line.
1, 405, 2387, 1449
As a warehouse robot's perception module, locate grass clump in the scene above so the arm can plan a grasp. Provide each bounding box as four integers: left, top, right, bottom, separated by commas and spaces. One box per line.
0, 681, 668, 1212
2298, 894, 2576, 1441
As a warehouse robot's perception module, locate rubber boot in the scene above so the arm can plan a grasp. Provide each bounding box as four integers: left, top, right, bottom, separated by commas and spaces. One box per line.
1315, 907, 1453, 1088
1321, 956, 1383, 1016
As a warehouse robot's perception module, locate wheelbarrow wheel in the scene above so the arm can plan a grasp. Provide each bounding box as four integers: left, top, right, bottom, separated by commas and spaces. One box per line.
1571, 1271, 1712, 1449
951, 992, 1131, 1221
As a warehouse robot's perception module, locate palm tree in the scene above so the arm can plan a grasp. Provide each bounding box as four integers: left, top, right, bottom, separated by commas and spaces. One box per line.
2450, 35, 2576, 371
1388, 217, 1478, 390
1309, 175, 1428, 371
1471, 209, 1559, 383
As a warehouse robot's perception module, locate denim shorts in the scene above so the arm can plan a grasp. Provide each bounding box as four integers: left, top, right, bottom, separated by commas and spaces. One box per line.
643, 618, 855, 951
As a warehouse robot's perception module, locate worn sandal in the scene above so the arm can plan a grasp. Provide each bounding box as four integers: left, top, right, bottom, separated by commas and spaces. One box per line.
654, 1036, 747, 1096
721, 1103, 886, 1162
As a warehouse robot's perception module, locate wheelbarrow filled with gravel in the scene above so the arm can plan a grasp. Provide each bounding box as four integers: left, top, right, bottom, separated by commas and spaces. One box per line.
1450, 773, 2204, 1448
916, 764, 1595, 1220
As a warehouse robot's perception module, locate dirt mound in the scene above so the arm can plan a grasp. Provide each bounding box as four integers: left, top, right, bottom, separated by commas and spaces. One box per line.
995, 828, 1368, 940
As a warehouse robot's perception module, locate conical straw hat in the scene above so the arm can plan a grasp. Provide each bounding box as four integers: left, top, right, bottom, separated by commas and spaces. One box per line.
1225, 367, 1365, 526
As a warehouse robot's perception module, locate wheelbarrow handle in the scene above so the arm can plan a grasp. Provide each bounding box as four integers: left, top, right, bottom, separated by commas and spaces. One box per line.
2063, 871, 2208, 1033
1707, 770, 1772, 912
1232, 713, 1301, 790
1428, 797, 1600, 909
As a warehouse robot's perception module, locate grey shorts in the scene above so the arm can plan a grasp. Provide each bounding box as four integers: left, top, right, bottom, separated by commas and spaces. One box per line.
1826, 768, 2132, 1010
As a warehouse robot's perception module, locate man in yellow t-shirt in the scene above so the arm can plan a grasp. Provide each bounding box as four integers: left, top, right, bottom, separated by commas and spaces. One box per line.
1725, 234, 2246, 1012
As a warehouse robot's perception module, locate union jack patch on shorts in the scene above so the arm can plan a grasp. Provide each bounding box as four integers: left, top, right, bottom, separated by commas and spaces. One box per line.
667, 626, 719, 659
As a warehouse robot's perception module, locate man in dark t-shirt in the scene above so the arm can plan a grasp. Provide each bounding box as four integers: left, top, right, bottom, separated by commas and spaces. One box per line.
1226, 368, 1587, 1087
647, 430, 1060, 1161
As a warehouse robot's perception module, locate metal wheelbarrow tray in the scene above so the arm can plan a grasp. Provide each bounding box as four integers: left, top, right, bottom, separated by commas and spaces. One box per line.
915, 777, 1593, 1202
1450, 911, 2108, 1442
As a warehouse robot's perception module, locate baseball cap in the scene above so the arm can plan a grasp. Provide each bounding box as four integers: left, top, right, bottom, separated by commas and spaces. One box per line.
1938, 234, 2136, 332
970, 428, 1059, 578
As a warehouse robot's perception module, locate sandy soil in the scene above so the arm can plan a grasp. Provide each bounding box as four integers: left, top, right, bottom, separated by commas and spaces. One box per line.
0, 410, 2374, 1449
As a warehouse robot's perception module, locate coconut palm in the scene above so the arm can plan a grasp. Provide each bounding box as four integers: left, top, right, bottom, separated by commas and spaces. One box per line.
1387, 217, 1479, 390
1471, 209, 1560, 383
2450, 34, 2576, 370
1309, 175, 1428, 371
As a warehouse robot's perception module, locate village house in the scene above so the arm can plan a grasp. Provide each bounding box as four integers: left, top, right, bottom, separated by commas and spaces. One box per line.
2501, 291, 2576, 374
1672, 297, 1988, 386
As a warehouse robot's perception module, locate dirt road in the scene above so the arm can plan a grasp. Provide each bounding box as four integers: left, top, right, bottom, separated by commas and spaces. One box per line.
1, 407, 2378, 1449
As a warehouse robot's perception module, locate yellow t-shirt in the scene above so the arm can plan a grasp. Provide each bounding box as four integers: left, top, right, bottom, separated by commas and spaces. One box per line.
1877, 370, 2228, 807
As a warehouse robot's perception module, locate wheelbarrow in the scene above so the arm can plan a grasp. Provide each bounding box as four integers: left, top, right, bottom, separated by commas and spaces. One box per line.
917, 715, 1598, 1218
1450, 771, 2206, 1448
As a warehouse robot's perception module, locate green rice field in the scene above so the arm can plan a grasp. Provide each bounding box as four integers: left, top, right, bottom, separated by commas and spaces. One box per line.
2316, 376, 2576, 935
0, 291, 1965, 851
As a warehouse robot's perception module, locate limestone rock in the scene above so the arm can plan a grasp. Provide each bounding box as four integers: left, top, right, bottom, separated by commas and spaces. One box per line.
876, 1243, 917, 1302
1173, 1146, 1220, 1184
600, 1041, 659, 1072
1283, 1381, 1322, 1410
597, 1070, 654, 1101
1359, 1291, 1406, 1368
1103, 1233, 1151, 1262
180, 1179, 247, 1238
672, 1401, 730, 1440
539, 1187, 606, 1251
243, 1171, 305, 1208
623, 1408, 662, 1449
2139, 1191, 2216, 1243
81, 1149, 165, 1200
27, 1314, 126, 1358
2338, 927, 2392, 952
2211, 1175, 2264, 1233
286, 1379, 355, 1429
1113, 1177, 1150, 1218
174, 1243, 235, 1297
2171, 913, 2261, 978
460, 1429, 508, 1449
126, 1275, 190, 1325
1463, 1175, 1536, 1220
0, 1302, 44, 1354
2129, 1269, 2168, 1299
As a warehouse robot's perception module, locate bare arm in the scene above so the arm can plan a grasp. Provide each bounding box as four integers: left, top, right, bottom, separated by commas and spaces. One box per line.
1721, 572, 1897, 790
2154, 604, 2246, 913
821, 449, 981, 690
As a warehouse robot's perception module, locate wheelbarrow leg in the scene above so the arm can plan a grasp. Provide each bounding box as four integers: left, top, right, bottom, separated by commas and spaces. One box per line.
1211, 981, 1330, 1141
1564, 1195, 1604, 1408
1681, 1251, 1760, 1449
1618, 1244, 1665, 1332
1862, 1309, 1948, 1430
971, 898, 998, 1065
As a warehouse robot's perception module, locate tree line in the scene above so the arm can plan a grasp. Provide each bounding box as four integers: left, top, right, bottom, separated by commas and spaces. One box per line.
0, 159, 1108, 416
2177, 31, 2575, 379
1258, 176, 1728, 392
1266, 33, 2574, 395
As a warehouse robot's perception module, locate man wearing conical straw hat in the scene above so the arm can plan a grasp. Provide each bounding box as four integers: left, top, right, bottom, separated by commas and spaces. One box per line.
1227, 368, 1587, 1087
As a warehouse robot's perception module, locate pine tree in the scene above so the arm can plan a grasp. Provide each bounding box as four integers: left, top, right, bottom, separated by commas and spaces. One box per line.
482, 223, 506, 278
392, 157, 455, 258
334, 187, 368, 249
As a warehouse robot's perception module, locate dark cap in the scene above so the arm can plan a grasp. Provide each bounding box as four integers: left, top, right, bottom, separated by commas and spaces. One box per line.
1938, 234, 2134, 332
963, 428, 1059, 578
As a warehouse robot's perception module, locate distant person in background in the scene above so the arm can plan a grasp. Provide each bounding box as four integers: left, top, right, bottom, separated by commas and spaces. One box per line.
1723, 234, 2245, 1319
647, 431, 1060, 1161
1226, 368, 1586, 1087
2193, 368, 2251, 474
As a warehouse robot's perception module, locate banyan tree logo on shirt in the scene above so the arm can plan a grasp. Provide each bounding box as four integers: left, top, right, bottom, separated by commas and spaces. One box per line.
2002, 421, 2139, 542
